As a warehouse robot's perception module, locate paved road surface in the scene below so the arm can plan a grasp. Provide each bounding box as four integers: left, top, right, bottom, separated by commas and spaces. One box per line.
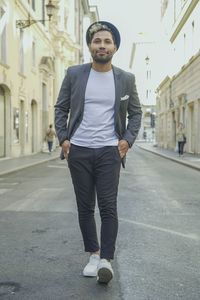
0, 147, 199, 299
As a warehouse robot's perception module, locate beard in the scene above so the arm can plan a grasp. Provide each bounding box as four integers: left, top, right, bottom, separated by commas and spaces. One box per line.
92, 52, 113, 64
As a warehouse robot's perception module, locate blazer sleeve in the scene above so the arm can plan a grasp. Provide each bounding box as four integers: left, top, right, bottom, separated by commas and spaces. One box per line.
54, 68, 71, 146
122, 74, 142, 147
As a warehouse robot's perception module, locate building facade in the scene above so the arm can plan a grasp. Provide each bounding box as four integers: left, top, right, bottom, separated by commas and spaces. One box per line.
0, 0, 97, 158
130, 44, 157, 142
156, 0, 200, 154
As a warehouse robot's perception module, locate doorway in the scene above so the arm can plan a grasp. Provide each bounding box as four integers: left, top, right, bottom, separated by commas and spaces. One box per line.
172, 111, 176, 149
0, 86, 5, 157
188, 103, 195, 153
31, 100, 37, 153
198, 99, 200, 154
20, 100, 25, 155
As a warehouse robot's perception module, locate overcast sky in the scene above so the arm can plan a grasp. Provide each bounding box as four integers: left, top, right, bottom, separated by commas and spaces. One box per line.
89, 0, 161, 71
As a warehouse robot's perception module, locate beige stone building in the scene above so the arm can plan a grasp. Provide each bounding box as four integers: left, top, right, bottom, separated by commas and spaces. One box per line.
156, 0, 200, 154
157, 52, 200, 153
0, 0, 97, 158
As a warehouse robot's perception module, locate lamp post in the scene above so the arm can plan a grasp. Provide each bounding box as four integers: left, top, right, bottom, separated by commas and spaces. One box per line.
145, 55, 150, 65
129, 42, 154, 69
16, 0, 56, 29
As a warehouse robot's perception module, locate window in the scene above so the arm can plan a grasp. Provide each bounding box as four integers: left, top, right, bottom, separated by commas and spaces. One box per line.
32, 0, 35, 11
42, 0, 45, 25
42, 83, 47, 110
19, 29, 24, 74
183, 33, 186, 59
32, 41, 36, 67
25, 112, 28, 142
42, 82, 48, 138
0, 7, 6, 63
13, 108, 19, 143
0, 86, 5, 156
192, 21, 195, 50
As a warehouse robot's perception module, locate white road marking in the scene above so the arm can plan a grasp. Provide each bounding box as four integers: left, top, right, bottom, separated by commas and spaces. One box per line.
0, 183, 19, 196
3, 188, 65, 211
0, 189, 11, 195
0, 182, 18, 185
119, 218, 199, 241
47, 165, 67, 169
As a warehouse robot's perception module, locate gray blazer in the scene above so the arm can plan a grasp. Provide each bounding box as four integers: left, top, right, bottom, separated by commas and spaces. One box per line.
54, 63, 142, 167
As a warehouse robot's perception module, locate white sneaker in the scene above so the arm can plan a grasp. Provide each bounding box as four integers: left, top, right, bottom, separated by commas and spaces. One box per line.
97, 259, 114, 284
83, 254, 100, 277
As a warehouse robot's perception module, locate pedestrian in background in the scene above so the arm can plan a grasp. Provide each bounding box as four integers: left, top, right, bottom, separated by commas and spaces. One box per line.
54, 21, 142, 284
46, 124, 56, 154
176, 122, 186, 157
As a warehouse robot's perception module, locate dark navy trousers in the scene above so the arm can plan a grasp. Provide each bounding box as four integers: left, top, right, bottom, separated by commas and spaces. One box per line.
178, 141, 185, 155
68, 144, 121, 260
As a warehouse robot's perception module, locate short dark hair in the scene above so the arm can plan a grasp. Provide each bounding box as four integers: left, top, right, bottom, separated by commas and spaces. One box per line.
86, 21, 121, 50
87, 23, 116, 45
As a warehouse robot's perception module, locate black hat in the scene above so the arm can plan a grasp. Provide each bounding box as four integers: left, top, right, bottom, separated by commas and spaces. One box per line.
86, 21, 121, 50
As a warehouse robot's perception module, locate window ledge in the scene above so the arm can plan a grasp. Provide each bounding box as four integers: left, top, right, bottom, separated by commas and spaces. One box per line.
18, 72, 26, 79
0, 61, 10, 69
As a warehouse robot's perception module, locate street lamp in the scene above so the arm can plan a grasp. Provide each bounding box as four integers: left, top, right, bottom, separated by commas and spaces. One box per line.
145, 56, 150, 65
16, 0, 56, 29
129, 42, 154, 69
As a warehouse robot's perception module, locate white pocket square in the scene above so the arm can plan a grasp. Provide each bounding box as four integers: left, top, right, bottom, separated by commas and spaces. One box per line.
120, 95, 129, 101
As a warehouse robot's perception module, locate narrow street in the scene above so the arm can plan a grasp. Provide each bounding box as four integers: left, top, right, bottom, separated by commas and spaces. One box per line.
0, 146, 199, 300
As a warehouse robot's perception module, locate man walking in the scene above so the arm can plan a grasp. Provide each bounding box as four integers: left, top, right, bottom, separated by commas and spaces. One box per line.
45, 124, 56, 154
55, 21, 142, 284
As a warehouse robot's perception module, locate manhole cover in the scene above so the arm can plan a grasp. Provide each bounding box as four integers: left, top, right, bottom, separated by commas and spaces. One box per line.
0, 282, 20, 296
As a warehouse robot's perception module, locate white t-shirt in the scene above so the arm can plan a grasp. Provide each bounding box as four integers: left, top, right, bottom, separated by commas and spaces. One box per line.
70, 68, 118, 148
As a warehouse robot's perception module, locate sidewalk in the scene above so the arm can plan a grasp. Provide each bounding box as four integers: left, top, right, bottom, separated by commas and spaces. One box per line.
137, 142, 200, 171
0, 148, 60, 176
0, 143, 200, 176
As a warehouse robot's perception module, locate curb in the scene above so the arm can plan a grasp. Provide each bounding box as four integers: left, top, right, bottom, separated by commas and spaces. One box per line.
137, 145, 200, 172
0, 155, 59, 177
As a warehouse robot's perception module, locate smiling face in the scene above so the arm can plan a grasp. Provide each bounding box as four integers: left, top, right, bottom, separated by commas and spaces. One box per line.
88, 30, 117, 64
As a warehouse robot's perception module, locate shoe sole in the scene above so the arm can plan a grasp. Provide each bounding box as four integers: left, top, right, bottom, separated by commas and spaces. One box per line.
97, 268, 113, 284
83, 271, 97, 277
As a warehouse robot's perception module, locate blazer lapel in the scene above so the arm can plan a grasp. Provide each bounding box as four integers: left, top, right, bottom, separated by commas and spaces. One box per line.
112, 65, 122, 124
78, 63, 91, 108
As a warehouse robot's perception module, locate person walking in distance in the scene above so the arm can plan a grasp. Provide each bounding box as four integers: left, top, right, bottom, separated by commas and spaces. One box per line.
54, 21, 142, 284
46, 124, 56, 154
176, 122, 186, 157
